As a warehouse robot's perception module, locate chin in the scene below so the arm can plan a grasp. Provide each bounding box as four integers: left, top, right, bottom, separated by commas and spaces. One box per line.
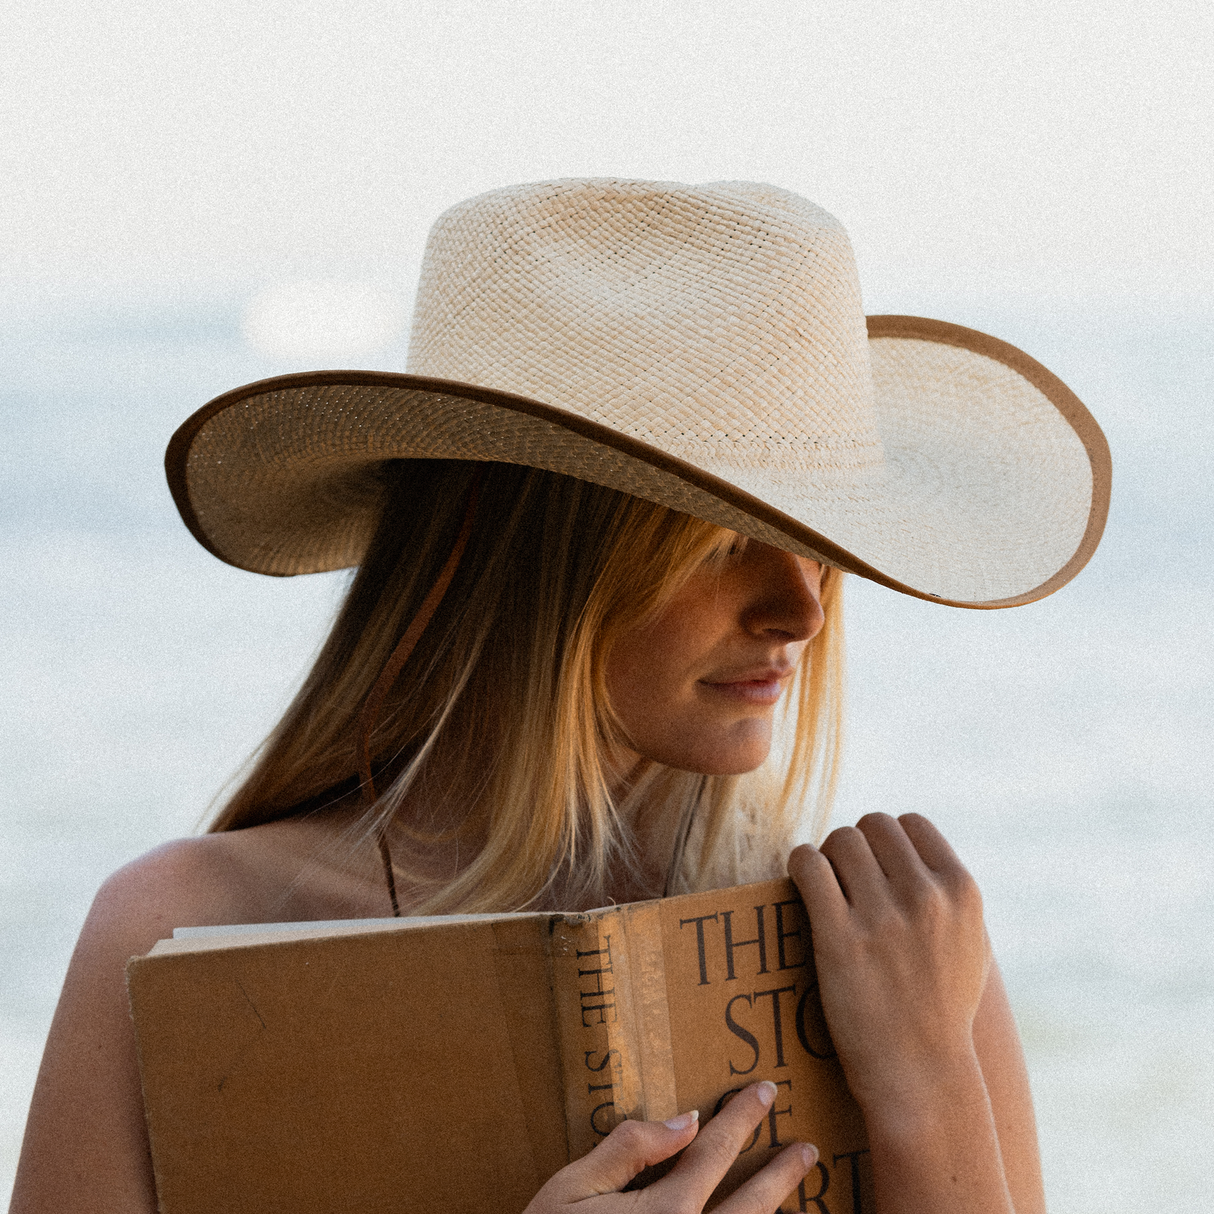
636, 723, 774, 776
665, 748, 771, 777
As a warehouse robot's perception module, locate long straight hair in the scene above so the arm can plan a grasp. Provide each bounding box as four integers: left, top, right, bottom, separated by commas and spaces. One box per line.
211, 460, 845, 913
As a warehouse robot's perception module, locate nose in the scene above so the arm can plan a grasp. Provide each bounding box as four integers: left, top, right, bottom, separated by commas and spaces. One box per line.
741, 546, 825, 644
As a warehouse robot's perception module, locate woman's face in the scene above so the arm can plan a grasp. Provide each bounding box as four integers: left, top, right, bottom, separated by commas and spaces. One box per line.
605, 539, 824, 776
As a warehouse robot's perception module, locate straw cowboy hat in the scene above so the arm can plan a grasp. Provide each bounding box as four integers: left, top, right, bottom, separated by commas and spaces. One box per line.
166, 178, 1110, 608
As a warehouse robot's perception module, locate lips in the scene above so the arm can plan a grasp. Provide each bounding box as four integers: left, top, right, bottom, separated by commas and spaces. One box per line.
700, 667, 793, 705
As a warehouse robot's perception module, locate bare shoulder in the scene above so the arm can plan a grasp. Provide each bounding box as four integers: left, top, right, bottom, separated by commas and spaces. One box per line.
88, 814, 388, 952
11, 820, 384, 1214
10, 838, 245, 1213
87, 834, 270, 954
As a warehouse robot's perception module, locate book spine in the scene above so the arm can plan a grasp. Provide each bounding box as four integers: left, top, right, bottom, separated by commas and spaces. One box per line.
549, 909, 645, 1161
617, 900, 676, 1124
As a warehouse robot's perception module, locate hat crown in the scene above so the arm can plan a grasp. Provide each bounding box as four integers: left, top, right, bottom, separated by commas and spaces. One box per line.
406, 178, 883, 477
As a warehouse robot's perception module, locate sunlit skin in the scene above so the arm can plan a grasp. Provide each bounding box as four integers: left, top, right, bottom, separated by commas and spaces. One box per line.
605, 539, 824, 777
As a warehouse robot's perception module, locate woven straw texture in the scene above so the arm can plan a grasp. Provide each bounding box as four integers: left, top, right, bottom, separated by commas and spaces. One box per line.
170, 179, 1109, 607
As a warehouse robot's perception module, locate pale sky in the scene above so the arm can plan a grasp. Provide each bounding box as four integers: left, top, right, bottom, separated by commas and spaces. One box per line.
3, 0, 1212, 311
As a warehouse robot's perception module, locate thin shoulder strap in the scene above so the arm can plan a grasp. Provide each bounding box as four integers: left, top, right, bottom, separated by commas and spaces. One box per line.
355, 473, 483, 916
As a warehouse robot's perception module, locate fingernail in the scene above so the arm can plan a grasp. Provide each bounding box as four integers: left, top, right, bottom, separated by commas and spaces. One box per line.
800, 1143, 819, 1169
757, 1080, 777, 1107
663, 1109, 698, 1131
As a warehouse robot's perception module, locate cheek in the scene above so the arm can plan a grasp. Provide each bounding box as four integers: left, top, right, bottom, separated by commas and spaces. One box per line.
604, 593, 717, 718
605, 623, 688, 721
603, 608, 776, 775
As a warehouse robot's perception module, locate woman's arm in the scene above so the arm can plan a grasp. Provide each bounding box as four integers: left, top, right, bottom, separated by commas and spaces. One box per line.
10, 840, 258, 1214
973, 959, 1046, 1214
788, 813, 1046, 1214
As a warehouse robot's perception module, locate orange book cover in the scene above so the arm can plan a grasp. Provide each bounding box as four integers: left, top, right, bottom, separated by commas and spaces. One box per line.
127, 877, 871, 1213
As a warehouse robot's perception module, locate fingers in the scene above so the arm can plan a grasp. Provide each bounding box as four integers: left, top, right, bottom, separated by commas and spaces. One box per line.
539, 1112, 699, 1203
818, 822, 894, 905
888, 814, 982, 912
532, 1086, 818, 1214
800, 814, 970, 903
715, 1143, 819, 1214
858, 813, 926, 877
897, 813, 964, 875
791, 822, 898, 919
787, 843, 849, 935
654, 1081, 812, 1211
791, 815, 985, 969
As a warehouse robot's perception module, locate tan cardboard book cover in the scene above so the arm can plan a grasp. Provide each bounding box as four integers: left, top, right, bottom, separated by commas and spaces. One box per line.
127, 877, 872, 1213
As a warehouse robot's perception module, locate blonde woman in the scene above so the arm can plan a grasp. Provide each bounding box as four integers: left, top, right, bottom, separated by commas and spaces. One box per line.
12, 179, 1109, 1214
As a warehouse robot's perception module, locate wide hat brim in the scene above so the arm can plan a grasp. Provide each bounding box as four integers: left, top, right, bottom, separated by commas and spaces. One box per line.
166, 314, 1110, 609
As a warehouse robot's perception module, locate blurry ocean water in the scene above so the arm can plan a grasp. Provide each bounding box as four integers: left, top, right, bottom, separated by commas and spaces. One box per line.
2, 295, 1212, 1210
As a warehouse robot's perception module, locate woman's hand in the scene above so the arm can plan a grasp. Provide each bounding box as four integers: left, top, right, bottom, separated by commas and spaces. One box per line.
788, 812, 989, 1114
524, 1081, 817, 1214
789, 813, 1022, 1214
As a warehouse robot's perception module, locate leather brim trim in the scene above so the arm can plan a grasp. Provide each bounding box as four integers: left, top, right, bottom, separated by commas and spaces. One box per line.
865, 315, 1111, 606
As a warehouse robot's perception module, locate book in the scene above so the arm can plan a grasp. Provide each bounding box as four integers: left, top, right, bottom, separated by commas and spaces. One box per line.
126, 877, 872, 1213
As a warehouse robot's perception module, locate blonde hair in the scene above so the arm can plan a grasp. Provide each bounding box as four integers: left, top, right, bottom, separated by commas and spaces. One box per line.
211, 460, 844, 913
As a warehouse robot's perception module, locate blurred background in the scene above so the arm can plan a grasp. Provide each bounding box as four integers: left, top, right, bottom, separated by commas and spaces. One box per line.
2, 1, 1212, 1208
